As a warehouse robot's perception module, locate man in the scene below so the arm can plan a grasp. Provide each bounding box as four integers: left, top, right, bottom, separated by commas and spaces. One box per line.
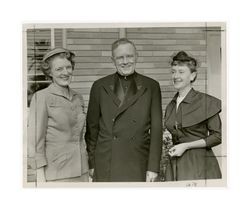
85, 38, 162, 182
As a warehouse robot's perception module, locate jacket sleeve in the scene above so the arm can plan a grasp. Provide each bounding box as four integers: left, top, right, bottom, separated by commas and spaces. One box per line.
204, 113, 222, 148
147, 82, 163, 173
28, 92, 48, 169
77, 94, 87, 145
85, 82, 100, 169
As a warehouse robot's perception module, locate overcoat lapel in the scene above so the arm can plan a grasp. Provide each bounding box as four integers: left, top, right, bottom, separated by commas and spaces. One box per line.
115, 86, 146, 119
102, 73, 147, 119
113, 76, 125, 106
112, 74, 138, 107
123, 76, 137, 101
164, 93, 177, 125
115, 74, 147, 119
102, 74, 121, 107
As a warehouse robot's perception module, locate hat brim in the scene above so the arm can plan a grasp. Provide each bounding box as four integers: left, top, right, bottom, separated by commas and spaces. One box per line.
42, 48, 75, 62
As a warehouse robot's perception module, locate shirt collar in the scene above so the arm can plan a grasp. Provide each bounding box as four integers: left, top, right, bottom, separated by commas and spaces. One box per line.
116, 72, 137, 81
172, 88, 196, 104
48, 83, 77, 101
181, 88, 197, 103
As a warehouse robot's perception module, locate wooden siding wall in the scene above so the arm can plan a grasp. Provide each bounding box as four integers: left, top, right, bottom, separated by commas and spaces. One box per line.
27, 28, 66, 106
27, 29, 51, 76
126, 28, 207, 111
26, 27, 208, 112
55, 29, 63, 47
27, 29, 51, 106
26, 27, 208, 110
66, 27, 208, 113
66, 28, 120, 112
26, 27, 210, 182
26, 27, 209, 118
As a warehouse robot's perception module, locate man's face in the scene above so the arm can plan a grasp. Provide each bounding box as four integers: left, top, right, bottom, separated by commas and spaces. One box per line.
112, 43, 137, 76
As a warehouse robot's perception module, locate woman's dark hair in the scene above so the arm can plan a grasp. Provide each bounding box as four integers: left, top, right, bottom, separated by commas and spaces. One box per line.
171, 51, 198, 83
41, 48, 75, 79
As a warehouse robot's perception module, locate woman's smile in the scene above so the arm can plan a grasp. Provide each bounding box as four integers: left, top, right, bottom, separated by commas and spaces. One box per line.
50, 57, 73, 87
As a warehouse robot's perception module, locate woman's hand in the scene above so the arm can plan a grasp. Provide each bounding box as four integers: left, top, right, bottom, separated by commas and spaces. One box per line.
168, 140, 206, 157
168, 143, 189, 157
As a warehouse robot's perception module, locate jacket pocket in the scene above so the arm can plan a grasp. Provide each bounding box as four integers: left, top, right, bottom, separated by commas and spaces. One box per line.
52, 152, 72, 170
47, 97, 67, 108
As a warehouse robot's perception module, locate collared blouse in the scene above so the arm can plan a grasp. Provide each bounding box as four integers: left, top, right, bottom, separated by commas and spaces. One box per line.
28, 83, 88, 181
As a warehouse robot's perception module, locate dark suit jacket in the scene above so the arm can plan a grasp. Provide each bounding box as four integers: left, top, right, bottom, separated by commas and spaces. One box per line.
85, 72, 162, 182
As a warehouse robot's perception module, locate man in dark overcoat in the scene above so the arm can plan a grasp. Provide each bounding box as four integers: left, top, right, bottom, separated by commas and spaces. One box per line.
85, 38, 162, 182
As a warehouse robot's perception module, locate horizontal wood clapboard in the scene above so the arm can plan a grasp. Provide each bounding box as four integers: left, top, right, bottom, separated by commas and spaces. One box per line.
26, 27, 208, 113
26, 27, 208, 182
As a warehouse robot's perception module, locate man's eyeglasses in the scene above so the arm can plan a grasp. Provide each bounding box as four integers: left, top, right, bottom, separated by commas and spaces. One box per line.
113, 54, 135, 62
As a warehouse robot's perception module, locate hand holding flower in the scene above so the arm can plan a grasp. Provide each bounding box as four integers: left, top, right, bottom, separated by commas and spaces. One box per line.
168, 143, 189, 157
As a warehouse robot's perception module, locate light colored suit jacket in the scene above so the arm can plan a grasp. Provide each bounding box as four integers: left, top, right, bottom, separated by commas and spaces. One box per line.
28, 83, 88, 181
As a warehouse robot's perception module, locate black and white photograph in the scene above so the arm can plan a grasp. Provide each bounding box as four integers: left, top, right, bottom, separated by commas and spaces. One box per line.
23, 23, 227, 187
3, 0, 250, 209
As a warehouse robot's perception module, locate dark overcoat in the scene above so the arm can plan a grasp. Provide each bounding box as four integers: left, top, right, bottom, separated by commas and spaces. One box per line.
85, 72, 162, 182
164, 88, 222, 181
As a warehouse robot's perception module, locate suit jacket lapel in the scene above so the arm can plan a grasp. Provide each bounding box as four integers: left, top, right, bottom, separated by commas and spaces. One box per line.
102, 74, 121, 107
164, 99, 176, 127
115, 73, 147, 119
113, 75, 125, 107
123, 76, 137, 102
101, 73, 147, 117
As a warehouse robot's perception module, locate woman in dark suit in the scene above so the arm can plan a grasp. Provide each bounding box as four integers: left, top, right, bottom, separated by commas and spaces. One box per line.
163, 51, 222, 181
28, 48, 89, 182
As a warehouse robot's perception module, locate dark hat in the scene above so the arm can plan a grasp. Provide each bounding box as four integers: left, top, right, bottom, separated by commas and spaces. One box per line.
172, 51, 197, 66
42, 47, 75, 62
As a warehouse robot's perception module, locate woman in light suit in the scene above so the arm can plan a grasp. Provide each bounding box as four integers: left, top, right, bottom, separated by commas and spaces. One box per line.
28, 48, 89, 182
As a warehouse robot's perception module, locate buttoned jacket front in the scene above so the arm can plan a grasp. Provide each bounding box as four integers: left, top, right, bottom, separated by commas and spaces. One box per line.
85, 73, 162, 182
28, 83, 88, 181
164, 88, 222, 180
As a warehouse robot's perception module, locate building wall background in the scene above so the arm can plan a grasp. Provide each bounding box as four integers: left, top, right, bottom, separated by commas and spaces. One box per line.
27, 27, 216, 111
26, 26, 222, 182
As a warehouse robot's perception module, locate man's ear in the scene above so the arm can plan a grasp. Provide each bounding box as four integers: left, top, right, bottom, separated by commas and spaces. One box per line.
111, 56, 115, 64
135, 52, 138, 62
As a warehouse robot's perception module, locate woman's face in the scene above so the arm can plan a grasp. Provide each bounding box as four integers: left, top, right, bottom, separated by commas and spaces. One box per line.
171, 64, 196, 91
49, 56, 73, 87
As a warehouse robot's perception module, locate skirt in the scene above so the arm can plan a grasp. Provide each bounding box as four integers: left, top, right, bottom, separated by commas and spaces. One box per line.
165, 148, 221, 181
49, 172, 89, 182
